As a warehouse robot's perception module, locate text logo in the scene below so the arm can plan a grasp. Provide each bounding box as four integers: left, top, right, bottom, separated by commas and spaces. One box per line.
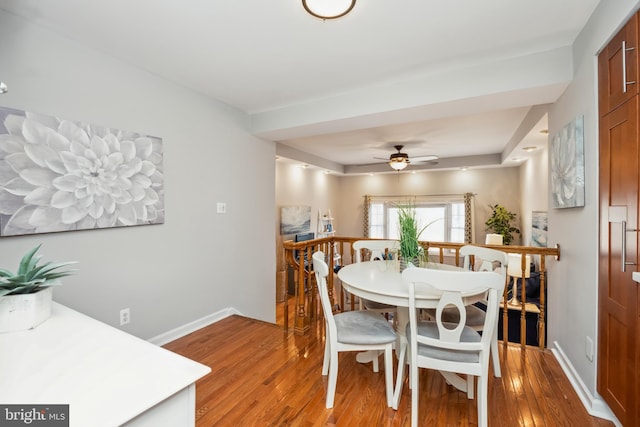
0, 405, 68, 426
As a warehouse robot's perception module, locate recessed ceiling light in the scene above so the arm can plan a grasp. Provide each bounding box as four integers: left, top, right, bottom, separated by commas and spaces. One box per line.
523, 146, 538, 152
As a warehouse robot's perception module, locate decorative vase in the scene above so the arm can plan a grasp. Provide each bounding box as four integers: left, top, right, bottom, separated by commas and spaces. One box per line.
0, 286, 53, 333
399, 257, 419, 272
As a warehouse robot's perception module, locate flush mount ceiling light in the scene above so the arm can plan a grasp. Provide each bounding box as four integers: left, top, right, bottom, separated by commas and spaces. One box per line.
302, 0, 356, 20
0, 81, 7, 94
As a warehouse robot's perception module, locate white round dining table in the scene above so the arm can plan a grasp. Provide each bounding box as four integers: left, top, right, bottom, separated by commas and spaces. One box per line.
337, 260, 469, 307
337, 260, 482, 404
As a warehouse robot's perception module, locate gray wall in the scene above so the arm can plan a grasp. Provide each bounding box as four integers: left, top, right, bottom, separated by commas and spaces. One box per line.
0, 10, 276, 339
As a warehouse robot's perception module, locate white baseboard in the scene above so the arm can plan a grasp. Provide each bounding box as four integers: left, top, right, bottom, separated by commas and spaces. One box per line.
551, 341, 621, 427
148, 307, 242, 346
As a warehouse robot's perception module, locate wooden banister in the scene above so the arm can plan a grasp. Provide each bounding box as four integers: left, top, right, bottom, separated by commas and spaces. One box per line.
283, 237, 560, 348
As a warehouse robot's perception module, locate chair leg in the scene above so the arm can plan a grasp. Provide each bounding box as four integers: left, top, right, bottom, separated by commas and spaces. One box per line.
491, 337, 501, 377
384, 345, 393, 407
372, 352, 380, 372
326, 350, 339, 408
478, 369, 489, 427
466, 375, 474, 399
322, 340, 330, 376
393, 342, 407, 409
411, 361, 418, 427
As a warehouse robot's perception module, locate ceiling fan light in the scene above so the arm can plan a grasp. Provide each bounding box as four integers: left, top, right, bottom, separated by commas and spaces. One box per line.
302, 0, 356, 20
389, 160, 408, 171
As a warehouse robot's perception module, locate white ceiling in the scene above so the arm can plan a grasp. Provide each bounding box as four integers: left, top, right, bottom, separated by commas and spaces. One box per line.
0, 0, 601, 174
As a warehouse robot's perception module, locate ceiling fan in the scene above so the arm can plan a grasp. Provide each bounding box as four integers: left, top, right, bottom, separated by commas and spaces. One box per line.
376, 145, 438, 171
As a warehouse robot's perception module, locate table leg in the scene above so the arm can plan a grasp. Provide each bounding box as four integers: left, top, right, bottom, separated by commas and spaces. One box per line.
355, 350, 382, 368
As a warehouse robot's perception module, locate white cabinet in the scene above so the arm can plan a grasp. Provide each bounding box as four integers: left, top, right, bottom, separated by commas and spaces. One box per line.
0, 303, 210, 427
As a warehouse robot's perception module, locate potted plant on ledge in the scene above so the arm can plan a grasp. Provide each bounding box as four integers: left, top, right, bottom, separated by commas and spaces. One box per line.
0, 244, 77, 333
485, 204, 521, 245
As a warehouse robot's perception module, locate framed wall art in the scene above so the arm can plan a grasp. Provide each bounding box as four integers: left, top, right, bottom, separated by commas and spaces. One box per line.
280, 205, 311, 235
531, 211, 547, 247
0, 106, 164, 236
550, 115, 585, 209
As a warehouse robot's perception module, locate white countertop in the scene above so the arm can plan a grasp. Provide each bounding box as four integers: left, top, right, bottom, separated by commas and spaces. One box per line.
0, 303, 210, 427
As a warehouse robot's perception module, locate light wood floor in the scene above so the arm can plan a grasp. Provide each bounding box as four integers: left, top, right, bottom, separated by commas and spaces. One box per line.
164, 298, 614, 426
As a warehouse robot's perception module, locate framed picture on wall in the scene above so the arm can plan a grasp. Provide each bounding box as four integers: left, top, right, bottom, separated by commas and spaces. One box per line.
531, 211, 547, 247
550, 115, 585, 209
0, 106, 164, 236
280, 205, 311, 235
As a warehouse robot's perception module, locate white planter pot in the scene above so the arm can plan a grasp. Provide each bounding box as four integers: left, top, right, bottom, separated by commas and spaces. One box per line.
0, 286, 53, 333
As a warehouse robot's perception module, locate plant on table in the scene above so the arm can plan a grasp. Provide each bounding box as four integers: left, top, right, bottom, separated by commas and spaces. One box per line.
397, 203, 430, 267
0, 244, 77, 297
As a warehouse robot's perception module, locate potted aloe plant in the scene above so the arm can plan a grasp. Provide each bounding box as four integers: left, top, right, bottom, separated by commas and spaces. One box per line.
0, 244, 77, 332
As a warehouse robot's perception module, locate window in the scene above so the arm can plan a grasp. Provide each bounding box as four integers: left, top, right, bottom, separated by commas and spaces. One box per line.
369, 200, 466, 244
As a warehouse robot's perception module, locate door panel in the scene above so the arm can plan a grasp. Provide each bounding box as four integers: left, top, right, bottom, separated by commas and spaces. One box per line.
599, 14, 638, 115
598, 96, 639, 426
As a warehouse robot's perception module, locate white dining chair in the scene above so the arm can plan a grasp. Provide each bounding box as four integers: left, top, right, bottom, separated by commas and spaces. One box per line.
352, 240, 399, 318
425, 245, 508, 380
312, 251, 397, 408
401, 267, 505, 427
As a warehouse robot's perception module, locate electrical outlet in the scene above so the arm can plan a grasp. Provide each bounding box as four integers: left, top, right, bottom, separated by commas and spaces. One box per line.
217, 202, 227, 214
585, 336, 594, 361
120, 308, 130, 326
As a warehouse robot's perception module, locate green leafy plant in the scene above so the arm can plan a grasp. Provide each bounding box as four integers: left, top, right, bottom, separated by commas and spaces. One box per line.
0, 244, 77, 297
397, 204, 431, 264
485, 204, 520, 245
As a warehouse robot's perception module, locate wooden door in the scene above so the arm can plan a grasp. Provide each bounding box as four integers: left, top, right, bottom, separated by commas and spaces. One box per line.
599, 14, 638, 115
598, 96, 639, 426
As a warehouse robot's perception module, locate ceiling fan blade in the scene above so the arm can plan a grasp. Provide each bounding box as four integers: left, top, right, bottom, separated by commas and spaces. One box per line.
411, 155, 438, 162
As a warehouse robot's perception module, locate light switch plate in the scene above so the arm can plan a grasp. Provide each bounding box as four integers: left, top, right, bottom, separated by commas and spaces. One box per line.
217, 202, 227, 214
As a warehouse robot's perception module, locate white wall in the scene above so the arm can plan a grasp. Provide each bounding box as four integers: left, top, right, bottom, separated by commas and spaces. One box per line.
274, 161, 341, 299
0, 10, 276, 339
520, 145, 549, 246
336, 168, 523, 244
276, 161, 341, 239
546, 0, 640, 419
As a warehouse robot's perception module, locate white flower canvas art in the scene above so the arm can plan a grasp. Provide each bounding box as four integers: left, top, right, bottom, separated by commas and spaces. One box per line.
0, 106, 164, 236
550, 115, 585, 209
